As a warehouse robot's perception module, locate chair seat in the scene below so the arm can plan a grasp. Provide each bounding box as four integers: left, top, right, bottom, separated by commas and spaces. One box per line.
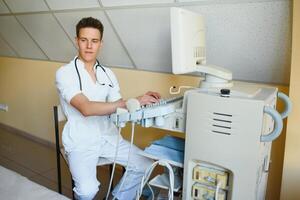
59, 147, 113, 166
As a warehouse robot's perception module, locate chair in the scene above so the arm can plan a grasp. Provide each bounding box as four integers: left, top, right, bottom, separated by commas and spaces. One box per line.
53, 105, 116, 199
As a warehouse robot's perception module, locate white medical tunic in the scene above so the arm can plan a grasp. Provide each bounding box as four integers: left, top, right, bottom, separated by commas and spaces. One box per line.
55, 57, 123, 153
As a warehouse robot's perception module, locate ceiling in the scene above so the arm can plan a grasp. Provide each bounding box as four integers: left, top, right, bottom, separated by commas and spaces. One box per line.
0, 0, 292, 84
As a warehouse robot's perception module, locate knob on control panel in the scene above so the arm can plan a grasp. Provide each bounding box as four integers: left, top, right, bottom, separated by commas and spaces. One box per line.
220, 89, 230, 97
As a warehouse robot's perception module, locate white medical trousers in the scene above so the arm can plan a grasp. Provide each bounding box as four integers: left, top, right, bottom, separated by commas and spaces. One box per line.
67, 138, 153, 200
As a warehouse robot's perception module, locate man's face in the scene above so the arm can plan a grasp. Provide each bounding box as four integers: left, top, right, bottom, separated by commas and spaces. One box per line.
76, 27, 102, 63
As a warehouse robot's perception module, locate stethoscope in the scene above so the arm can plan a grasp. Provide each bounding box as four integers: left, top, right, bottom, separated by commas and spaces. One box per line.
74, 56, 114, 91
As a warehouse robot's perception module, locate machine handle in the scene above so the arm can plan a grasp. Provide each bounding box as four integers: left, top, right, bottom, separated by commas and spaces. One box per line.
261, 106, 283, 142
277, 92, 292, 119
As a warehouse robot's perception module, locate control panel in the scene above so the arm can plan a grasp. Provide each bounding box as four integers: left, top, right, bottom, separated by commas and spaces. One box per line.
110, 96, 184, 131
189, 163, 229, 200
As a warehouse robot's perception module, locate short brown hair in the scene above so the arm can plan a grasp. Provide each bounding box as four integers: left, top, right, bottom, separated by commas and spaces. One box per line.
76, 17, 104, 39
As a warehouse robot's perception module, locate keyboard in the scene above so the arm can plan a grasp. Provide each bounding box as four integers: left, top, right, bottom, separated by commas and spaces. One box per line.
142, 95, 184, 109
110, 95, 184, 127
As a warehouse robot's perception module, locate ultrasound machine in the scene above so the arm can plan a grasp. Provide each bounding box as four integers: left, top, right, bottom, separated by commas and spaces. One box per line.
109, 7, 292, 200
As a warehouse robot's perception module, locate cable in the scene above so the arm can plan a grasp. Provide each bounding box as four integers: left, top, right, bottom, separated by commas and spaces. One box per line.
107, 99, 140, 199
105, 126, 122, 200
169, 85, 196, 95
136, 160, 175, 200
166, 163, 175, 200
147, 183, 155, 200
136, 162, 157, 200
112, 122, 136, 200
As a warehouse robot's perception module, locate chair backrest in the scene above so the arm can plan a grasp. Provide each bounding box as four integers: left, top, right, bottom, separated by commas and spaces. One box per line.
53, 105, 66, 151
56, 105, 66, 122
53, 105, 67, 195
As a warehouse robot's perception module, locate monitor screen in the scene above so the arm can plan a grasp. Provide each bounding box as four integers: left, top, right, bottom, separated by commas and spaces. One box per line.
171, 7, 206, 75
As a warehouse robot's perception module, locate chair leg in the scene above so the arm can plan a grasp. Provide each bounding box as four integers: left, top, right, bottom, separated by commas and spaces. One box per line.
56, 153, 62, 193
54, 106, 62, 194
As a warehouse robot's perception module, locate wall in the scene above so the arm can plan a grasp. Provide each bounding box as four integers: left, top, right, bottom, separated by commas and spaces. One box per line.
0, 0, 292, 85
0, 57, 59, 142
280, 0, 300, 199
0, 56, 289, 199
0, 57, 201, 142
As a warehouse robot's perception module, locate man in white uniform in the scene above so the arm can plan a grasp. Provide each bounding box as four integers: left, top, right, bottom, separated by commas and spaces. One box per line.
55, 17, 160, 200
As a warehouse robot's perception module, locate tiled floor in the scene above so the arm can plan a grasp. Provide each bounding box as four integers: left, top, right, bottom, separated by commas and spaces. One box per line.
0, 127, 123, 200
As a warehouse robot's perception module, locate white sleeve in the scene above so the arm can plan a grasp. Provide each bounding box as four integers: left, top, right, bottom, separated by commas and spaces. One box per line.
106, 69, 122, 102
55, 67, 82, 104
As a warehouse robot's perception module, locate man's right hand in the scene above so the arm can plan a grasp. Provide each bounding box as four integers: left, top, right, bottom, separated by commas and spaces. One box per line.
137, 93, 160, 106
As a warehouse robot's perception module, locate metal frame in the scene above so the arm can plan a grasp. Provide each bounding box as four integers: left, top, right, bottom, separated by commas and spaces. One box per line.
53, 105, 75, 198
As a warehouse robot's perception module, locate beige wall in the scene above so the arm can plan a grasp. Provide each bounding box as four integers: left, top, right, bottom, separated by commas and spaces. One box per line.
280, 1, 300, 199
0, 58, 59, 142
0, 56, 289, 199
0, 57, 201, 143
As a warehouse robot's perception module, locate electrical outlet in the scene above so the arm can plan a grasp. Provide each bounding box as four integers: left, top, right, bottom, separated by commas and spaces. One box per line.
0, 104, 8, 111
192, 183, 226, 200
193, 165, 228, 189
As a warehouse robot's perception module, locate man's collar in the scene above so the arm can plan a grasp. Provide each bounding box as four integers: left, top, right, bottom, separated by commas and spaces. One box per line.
74, 56, 98, 70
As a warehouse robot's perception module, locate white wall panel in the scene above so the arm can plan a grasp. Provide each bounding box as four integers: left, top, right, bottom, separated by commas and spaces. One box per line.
177, 0, 206, 2
101, 0, 174, 7
0, 16, 47, 59
0, 36, 16, 56
0, 0, 9, 14
177, 0, 289, 3
45, 0, 100, 11
183, 1, 291, 84
107, 7, 172, 72
0, 0, 292, 84
17, 14, 76, 61
4, 0, 48, 13
55, 11, 133, 68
